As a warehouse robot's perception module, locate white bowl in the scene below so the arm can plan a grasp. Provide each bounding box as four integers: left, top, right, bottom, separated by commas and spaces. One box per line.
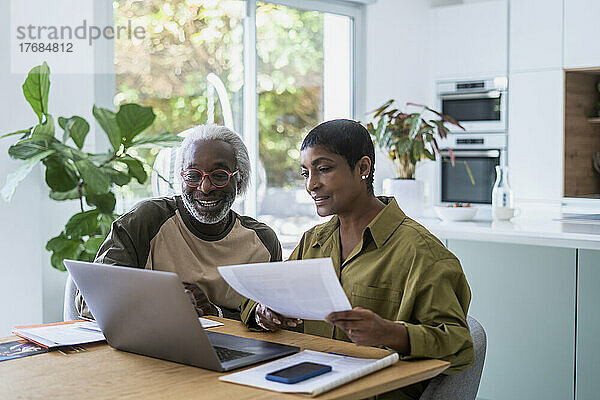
434, 205, 478, 221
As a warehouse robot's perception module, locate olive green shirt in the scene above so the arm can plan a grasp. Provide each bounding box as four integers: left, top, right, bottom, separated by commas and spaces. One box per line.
241, 197, 474, 377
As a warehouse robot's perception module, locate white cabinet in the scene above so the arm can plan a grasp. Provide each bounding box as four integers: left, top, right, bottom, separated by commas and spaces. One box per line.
564, 0, 600, 68
509, 0, 563, 71
433, 0, 507, 79
508, 70, 563, 202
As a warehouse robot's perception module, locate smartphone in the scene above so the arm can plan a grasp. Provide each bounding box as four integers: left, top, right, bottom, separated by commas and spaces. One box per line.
265, 362, 332, 384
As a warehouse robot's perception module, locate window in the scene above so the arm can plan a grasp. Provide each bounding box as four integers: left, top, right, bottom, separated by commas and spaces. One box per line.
255, 2, 353, 253
106, 0, 362, 255
112, 0, 245, 212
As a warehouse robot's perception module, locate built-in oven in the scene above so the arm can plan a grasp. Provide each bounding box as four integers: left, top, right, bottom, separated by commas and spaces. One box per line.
437, 77, 507, 133
437, 134, 506, 205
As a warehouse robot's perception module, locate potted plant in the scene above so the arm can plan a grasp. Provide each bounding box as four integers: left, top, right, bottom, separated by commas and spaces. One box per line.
366, 100, 464, 216
1, 62, 182, 271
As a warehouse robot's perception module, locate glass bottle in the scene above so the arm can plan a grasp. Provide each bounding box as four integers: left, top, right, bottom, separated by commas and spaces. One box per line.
492, 166, 513, 219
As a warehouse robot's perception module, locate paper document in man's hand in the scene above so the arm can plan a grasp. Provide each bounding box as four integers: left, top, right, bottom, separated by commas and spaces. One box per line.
218, 258, 351, 320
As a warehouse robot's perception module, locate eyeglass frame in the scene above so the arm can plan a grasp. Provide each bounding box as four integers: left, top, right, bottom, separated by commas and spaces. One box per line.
180, 168, 239, 188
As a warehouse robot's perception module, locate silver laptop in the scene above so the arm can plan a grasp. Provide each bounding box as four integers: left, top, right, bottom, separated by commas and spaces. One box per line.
63, 260, 299, 371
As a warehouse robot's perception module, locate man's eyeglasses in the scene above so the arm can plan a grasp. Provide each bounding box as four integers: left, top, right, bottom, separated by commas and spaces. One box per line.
180, 169, 239, 188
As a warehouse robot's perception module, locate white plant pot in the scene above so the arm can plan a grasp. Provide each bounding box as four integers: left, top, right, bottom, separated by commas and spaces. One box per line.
382, 178, 424, 217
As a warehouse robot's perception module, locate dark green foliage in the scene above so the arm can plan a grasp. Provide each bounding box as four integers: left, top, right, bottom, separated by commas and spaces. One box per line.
113, 0, 325, 190
2, 63, 182, 271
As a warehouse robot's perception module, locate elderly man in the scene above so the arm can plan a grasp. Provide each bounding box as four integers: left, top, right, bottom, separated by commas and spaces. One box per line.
75, 124, 281, 319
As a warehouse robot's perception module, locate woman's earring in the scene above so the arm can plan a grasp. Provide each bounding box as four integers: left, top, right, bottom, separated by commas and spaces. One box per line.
361, 175, 368, 180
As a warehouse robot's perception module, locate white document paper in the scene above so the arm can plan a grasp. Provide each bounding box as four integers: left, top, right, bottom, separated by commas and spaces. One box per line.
198, 317, 224, 328
13, 321, 105, 347
219, 350, 399, 397
218, 258, 351, 320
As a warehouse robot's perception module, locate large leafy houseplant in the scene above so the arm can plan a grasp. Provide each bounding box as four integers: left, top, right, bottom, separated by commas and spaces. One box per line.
366, 100, 465, 179
2, 62, 182, 271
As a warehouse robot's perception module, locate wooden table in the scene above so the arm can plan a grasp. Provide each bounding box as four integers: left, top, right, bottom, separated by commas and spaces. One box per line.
0, 317, 449, 399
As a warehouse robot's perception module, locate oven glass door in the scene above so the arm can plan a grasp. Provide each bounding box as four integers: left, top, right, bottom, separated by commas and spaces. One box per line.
442, 96, 501, 121
441, 150, 500, 204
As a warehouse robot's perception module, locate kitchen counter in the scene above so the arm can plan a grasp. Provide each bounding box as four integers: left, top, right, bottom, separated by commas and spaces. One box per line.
415, 211, 600, 250
412, 207, 600, 400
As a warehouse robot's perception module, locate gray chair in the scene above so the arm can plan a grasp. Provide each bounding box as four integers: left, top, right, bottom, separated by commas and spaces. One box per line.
63, 273, 80, 321
420, 315, 487, 400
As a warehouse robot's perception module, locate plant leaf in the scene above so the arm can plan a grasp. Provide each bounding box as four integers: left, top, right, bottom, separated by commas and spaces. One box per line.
374, 116, 386, 143
75, 159, 111, 194
116, 103, 156, 144
44, 155, 79, 192
88, 152, 116, 164
49, 140, 86, 162
49, 187, 80, 201
83, 237, 105, 256
65, 209, 100, 237
1, 149, 54, 201
93, 106, 122, 151
396, 137, 411, 154
46, 234, 83, 271
8, 139, 49, 160
424, 148, 436, 161
85, 191, 116, 214
370, 99, 394, 118
426, 107, 465, 130
98, 213, 116, 236
59, 116, 89, 149
119, 156, 147, 184
431, 137, 441, 154
1, 128, 33, 139
22, 62, 50, 123
102, 167, 131, 186
408, 113, 422, 139
413, 140, 424, 161
431, 120, 450, 139
32, 114, 55, 137
130, 131, 182, 148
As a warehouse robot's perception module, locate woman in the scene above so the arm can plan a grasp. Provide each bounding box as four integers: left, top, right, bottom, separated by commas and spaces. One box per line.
240, 119, 473, 399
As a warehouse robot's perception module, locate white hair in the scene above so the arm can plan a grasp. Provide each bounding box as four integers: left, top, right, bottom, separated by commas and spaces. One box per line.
178, 124, 250, 196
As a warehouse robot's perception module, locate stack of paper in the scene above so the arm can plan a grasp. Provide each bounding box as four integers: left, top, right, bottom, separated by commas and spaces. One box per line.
219, 350, 399, 396
13, 321, 105, 348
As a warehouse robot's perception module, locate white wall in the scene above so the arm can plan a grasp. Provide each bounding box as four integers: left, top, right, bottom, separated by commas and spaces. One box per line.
365, 0, 436, 201
0, 2, 96, 335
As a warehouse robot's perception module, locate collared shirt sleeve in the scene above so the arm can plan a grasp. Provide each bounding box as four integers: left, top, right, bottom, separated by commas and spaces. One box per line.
397, 258, 474, 374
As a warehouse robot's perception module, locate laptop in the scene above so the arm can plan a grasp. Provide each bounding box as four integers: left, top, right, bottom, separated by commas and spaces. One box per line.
63, 259, 299, 371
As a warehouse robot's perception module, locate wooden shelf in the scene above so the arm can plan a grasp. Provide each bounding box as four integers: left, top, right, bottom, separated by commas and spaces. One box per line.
564, 71, 600, 198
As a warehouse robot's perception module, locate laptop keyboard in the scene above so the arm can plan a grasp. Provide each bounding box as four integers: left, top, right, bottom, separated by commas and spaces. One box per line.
213, 346, 255, 362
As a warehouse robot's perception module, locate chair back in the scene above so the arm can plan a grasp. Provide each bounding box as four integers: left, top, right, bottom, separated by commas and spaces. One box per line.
420, 315, 487, 400
63, 274, 80, 321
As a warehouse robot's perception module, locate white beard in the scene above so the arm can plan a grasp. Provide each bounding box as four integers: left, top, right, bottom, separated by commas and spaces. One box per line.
182, 191, 235, 225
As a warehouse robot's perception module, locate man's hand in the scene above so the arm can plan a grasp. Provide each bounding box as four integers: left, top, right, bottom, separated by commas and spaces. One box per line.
325, 307, 409, 354
255, 303, 302, 331
183, 282, 220, 317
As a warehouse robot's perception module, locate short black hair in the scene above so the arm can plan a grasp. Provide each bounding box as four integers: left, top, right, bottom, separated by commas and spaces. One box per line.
301, 119, 375, 193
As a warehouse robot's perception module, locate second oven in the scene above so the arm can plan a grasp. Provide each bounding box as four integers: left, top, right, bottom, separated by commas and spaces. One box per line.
439, 148, 502, 205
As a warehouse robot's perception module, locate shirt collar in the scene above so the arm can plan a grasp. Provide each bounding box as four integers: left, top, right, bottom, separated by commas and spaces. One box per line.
311, 196, 406, 248
314, 216, 340, 247
366, 196, 406, 248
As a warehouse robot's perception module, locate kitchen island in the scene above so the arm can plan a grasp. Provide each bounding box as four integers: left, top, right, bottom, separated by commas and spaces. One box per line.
414, 212, 599, 400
